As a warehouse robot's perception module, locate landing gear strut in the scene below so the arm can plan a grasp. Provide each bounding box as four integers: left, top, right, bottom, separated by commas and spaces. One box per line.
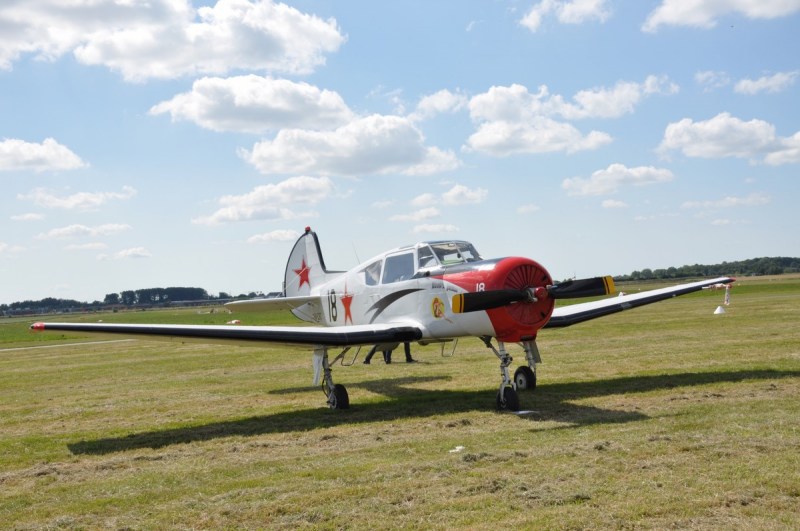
514, 339, 540, 391
482, 337, 520, 411
313, 346, 349, 409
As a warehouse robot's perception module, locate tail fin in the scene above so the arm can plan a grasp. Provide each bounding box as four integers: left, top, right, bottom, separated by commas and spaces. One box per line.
284, 227, 342, 297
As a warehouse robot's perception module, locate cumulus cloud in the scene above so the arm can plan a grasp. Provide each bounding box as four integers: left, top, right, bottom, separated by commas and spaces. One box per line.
412, 224, 459, 234
0, 242, 24, 254
408, 89, 468, 122
562, 163, 674, 196
734, 71, 798, 95
65, 242, 109, 251
521, 0, 611, 32
241, 114, 460, 176
682, 192, 770, 209
98, 247, 152, 260
466, 117, 612, 156
247, 229, 301, 243
602, 199, 628, 208
19, 186, 136, 210
193, 175, 333, 225
442, 184, 488, 205
37, 223, 132, 240
10, 213, 43, 221
149, 75, 354, 133
657, 112, 800, 164
695, 70, 731, 92
0, 138, 87, 172
643, 0, 800, 32
390, 207, 441, 222
0, 0, 344, 81
464, 77, 675, 156
517, 204, 541, 214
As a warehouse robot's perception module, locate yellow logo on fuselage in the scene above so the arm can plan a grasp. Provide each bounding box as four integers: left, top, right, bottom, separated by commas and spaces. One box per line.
432, 297, 445, 319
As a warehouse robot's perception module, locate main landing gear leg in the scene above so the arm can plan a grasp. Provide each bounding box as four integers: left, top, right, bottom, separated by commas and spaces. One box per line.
314, 346, 349, 409
514, 339, 540, 392
482, 337, 520, 412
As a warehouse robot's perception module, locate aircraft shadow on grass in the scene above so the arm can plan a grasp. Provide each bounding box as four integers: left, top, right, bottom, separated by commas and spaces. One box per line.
67, 368, 800, 455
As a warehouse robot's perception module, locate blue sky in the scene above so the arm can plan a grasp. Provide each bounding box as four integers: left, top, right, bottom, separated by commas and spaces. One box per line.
2, 0, 799, 304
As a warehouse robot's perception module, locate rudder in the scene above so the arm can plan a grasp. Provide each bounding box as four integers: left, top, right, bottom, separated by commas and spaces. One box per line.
284, 227, 340, 296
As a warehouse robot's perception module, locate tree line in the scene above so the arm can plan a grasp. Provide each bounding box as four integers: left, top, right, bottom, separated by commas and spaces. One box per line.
614, 257, 800, 281
2, 287, 265, 315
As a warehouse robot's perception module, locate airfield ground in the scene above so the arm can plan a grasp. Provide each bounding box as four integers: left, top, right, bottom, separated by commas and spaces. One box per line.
1, 276, 799, 529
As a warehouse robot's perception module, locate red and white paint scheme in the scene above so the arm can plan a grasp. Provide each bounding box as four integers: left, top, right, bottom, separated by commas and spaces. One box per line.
32, 227, 734, 411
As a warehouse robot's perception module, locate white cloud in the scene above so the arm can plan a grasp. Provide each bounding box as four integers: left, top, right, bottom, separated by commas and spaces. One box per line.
10, 213, 43, 221
682, 192, 770, 209
521, 0, 611, 32
410, 193, 436, 207
65, 242, 108, 251
563, 163, 674, 196
149, 75, 353, 133
412, 224, 459, 234
37, 223, 131, 240
193, 176, 333, 225
408, 89, 468, 122
517, 204, 541, 214
765, 132, 800, 165
557, 75, 679, 120
658, 112, 791, 162
602, 199, 628, 208
464, 77, 675, 156
465, 117, 612, 156
98, 247, 152, 260
0, 0, 344, 81
19, 186, 136, 210
247, 229, 301, 244
390, 207, 441, 222
442, 184, 488, 205
643, 0, 800, 32
695, 70, 730, 92
0, 242, 24, 254
734, 71, 799, 95
241, 114, 460, 176
0, 138, 87, 172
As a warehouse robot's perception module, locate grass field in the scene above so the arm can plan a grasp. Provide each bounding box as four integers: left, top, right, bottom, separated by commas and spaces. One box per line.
1, 276, 799, 529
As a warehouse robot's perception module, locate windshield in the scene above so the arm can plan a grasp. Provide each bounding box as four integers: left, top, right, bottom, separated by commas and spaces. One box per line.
429, 241, 482, 265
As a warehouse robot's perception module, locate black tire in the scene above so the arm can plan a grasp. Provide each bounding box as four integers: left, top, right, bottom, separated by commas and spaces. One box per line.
329, 383, 350, 410
496, 386, 520, 411
514, 366, 537, 391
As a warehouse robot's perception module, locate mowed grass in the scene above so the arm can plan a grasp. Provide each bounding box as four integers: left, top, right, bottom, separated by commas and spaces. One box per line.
1, 277, 798, 529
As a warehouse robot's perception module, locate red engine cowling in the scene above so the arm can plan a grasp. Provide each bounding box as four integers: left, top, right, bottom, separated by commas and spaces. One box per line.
444, 257, 555, 342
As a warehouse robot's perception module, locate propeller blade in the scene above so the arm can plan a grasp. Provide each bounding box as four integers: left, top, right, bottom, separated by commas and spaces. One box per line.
451, 275, 615, 314
452, 289, 529, 314
547, 276, 615, 299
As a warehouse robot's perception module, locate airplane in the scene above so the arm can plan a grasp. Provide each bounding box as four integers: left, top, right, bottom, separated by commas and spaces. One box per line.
32, 227, 734, 412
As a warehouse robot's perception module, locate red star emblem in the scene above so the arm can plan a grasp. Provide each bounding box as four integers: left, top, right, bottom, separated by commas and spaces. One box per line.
341, 283, 354, 324
293, 258, 311, 289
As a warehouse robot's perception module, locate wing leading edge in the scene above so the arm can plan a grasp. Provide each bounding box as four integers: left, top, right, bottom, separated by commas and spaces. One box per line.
545, 276, 734, 328
30, 322, 422, 347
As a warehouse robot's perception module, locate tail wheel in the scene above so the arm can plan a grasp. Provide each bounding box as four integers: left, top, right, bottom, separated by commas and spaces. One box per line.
514, 366, 536, 391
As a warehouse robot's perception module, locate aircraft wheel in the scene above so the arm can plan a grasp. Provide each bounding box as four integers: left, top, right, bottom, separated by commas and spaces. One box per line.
496, 386, 520, 412
514, 366, 536, 392
329, 383, 350, 410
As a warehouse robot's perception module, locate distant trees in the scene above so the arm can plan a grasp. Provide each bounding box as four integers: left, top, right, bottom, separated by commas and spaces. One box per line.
105, 287, 210, 306
616, 257, 800, 281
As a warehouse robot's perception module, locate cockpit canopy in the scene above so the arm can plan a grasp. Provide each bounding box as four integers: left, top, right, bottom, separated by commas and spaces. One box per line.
362, 240, 483, 285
